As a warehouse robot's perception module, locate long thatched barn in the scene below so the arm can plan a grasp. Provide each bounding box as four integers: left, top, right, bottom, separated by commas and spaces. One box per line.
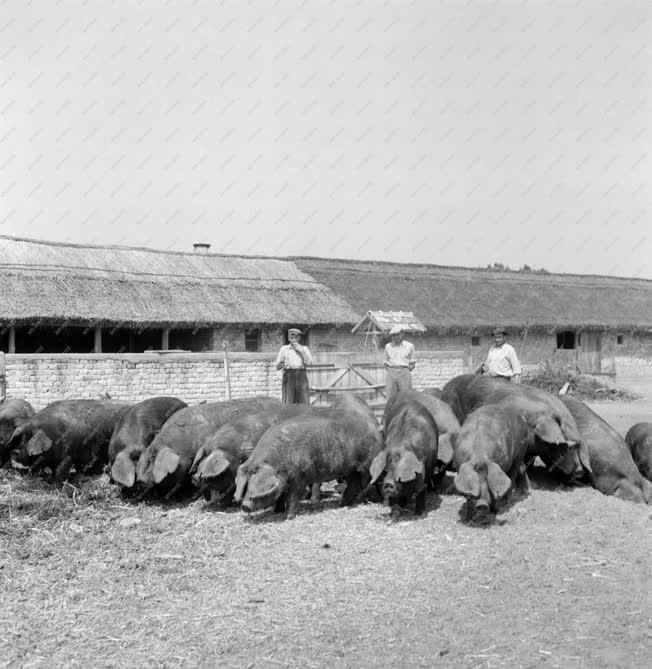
291, 256, 652, 377
0, 236, 357, 354
1, 235, 651, 380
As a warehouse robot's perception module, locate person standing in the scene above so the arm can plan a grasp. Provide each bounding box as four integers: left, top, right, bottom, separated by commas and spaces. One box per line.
479, 327, 522, 383
384, 326, 416, 399
275, 328, 313, 404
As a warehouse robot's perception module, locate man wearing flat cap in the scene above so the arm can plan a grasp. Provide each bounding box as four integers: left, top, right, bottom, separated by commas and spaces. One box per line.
275, 328, 313, 404
383, 325, 416, 399
479, 327, 521, 383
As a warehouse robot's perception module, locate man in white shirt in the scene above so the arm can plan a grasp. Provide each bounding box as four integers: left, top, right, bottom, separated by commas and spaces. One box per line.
384, 326, 416, 398
275, 328, 313, 404
480, 327, 522, 383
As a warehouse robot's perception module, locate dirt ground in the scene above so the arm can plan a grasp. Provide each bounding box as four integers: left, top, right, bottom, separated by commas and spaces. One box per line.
1, 397, 651, 669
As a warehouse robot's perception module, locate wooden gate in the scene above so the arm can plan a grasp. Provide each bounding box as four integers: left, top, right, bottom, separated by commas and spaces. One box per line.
307, 352, 387, 422
578, 332, 602, 374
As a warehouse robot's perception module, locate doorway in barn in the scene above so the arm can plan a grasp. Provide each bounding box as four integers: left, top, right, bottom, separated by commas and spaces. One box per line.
578, 331, 602, 374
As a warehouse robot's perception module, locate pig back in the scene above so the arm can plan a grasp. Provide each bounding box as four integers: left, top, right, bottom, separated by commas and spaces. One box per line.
385, 391, 458, 433
454, 403, 530, 473
561, 396, 649, 499
249, 411, 383, 479
625, 422, 652, 480
109, 396, 188, 463
384, 399, 438, 462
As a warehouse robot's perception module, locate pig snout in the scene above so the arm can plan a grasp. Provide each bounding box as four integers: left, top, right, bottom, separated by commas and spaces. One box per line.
383, 479, 397, 496
475, 498, 490, 513
10, 449, 28, 468
241, 499, 254, 513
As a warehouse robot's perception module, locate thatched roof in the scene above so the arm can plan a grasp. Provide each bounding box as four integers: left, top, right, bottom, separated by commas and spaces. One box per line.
352, 311, 427, 335
292, 257, 652, 331
0, 236, 358, 327
2, 236, 650, 331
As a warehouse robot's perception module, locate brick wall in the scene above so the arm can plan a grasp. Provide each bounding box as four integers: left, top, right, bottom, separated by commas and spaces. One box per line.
411, 351, 466, 389
3, 352, 282, 410
2, 349, 466, 410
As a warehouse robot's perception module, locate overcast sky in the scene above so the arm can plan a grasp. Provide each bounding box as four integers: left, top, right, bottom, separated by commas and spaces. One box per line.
1, 0, 650, 278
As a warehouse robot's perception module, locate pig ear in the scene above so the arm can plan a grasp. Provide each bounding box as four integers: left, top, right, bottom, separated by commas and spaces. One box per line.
233, 466, 248, 503
396, 452, 423, 483
189, 446, 205, 475
577, 441, 592, 474
454, 462, 480, 497
438, 433, 454, 465
487, 462, 511, 499
152, 447, 180, 484
111, 452, 136, 488
534, 415, 565, 444
368, 451, 388, 485
197, 451, 231, 480
26, 430, 53, 456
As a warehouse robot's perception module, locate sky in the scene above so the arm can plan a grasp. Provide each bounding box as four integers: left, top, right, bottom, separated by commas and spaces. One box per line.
1, 0, 650, 278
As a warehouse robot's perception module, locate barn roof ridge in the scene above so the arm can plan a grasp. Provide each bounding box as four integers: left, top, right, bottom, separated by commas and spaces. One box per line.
1, 234, 648, 285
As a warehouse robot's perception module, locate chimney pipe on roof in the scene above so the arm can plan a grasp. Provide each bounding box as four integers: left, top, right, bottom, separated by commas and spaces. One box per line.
193, 243, 211, 254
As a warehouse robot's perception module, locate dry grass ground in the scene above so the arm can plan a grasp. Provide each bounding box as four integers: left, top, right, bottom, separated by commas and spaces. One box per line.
1, 402, 651, 669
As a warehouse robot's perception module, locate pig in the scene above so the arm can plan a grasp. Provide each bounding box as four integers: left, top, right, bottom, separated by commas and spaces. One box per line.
193, 394, 380, 506
233, 410, 383, 519
452, 403, 531, 522
383, 390, 459, 475
135, 396, 281, 495
561, 397, 652, 504
331, 392, 379, 429
109, 396, 188, 488
625, 422, 652, 481
190, 404, 313, 504
441, 374, 478, 423
9, 399, 131, 483
441, 374, 591, 482
369, 399, 438, 515
0, 398, 35, 466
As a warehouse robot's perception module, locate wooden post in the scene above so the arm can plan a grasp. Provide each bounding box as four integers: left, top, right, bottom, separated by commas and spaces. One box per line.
8, 326, 16, 354
211, 328, 222, 351
223, 341, 231, 400
94, 326, 102, 353
0, 351, 6, 401
161, 328, 170, 350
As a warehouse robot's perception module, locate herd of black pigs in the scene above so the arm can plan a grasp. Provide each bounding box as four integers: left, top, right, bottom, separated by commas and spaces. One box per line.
1, 374, 651, 521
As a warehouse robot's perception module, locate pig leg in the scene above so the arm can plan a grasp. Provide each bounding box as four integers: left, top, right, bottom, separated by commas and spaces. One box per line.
516, 464, 531, 493
464, 498, 476, 521
54, 456, 73, 484
415, 488, 426, 515
274, 493, 287, 513
341, 472, 363, 507
285, 485, 302, 519
310, 483, 321, 502
220, 486, 236, 507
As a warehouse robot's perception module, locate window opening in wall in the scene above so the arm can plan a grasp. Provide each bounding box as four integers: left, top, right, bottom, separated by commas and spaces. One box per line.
556, 331, 576, 350
245, 328, 261, 352
471, 336, 480, 347
616, 334, 624, 345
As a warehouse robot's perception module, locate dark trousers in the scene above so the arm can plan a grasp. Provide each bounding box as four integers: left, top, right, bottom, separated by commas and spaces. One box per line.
385, 367, 413, 399
282, 369, 310, 405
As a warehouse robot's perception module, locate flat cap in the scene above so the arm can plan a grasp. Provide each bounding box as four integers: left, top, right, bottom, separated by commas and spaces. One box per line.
287, 328, 302, 336
389, 325, 404, 335
492, 327, 508, 336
